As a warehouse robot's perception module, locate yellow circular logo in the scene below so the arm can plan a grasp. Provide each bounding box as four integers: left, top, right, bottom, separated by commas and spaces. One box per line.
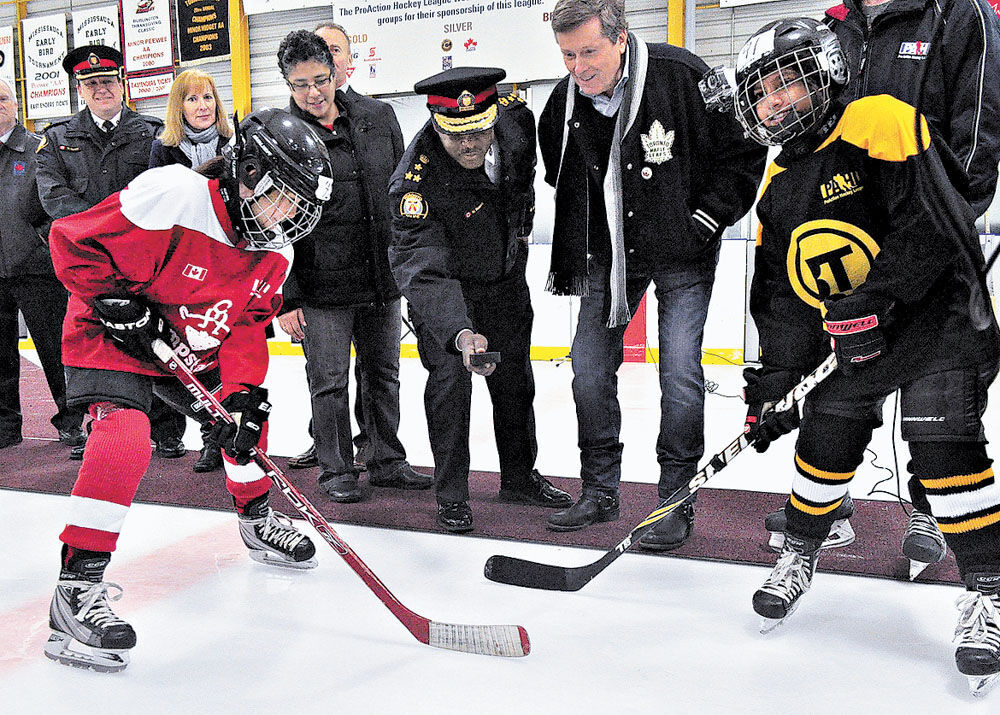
400, 192, 427, 219
786, 220, 880, 309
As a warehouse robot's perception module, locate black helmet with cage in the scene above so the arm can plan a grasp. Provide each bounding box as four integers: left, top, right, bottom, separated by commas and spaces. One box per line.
220, 108, 333, 250
734, 17, 849, 147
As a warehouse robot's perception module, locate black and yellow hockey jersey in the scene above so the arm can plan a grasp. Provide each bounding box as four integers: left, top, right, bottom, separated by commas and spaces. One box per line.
752, 94, 999, 389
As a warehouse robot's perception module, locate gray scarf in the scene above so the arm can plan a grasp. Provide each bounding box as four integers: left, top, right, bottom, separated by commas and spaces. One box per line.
178, 124, 220, 168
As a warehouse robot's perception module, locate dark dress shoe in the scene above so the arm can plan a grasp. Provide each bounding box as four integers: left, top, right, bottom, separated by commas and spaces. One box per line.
57, 427, 87, 447
437, 501, 474, 533
0, 434, 23, 449
638, 501, 694, 551
353, 441, 373, 471
547, 493, 620, 532
154, 436, 186, 459
318, 472, 363, 503
499, 470, 573, 508
69, 443, 85, 460
369, 463, 433, 490
193, 443, 224, 472
288, 443, 318, 469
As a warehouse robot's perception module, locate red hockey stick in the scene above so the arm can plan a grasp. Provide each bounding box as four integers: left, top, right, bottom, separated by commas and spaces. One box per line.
151, 339, 529, 657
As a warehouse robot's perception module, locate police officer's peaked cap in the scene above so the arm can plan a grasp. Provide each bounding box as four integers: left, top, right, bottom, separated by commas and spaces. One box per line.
62, 44, 124, 80
414, 67, 506, 135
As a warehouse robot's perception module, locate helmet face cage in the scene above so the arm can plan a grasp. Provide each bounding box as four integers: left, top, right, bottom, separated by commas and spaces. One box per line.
238, 170, 323, 251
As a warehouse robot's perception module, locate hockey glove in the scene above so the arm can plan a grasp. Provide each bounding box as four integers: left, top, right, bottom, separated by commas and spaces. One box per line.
823, 293, 894, 372
94, 296, 174, 364
213, 387, 270, 465
743, 367, 802, 453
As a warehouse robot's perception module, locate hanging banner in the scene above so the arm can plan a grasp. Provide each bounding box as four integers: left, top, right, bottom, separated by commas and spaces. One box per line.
0, 26, 14, 95
243, 0, 332, 15
176, 0, 231, 64
126, 69, 175, 99
122, 0, 174, 73
72, 7, 122, 50
336, 0, 563, 95
22, 15, 71, 120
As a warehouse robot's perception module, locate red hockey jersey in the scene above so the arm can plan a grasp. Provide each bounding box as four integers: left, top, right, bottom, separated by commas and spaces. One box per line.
49, 164, 292, 399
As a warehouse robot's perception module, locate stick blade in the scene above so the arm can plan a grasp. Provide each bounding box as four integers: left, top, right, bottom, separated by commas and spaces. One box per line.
427, 622, 530, 657
484, 555, 580, 591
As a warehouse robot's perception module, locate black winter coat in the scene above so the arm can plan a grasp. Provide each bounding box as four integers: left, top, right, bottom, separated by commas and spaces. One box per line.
1, 124, 53, 277
282, 88, 404, 310
148, 136, 228, 168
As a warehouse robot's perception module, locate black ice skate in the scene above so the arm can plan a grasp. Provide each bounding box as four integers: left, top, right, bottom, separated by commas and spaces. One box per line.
44, 549, 136, 673
954, 572, 1000, 698
237, 494, 317, 570
763, 494, 855, 552
902, 510, 947, 581
753, 534, 821, 634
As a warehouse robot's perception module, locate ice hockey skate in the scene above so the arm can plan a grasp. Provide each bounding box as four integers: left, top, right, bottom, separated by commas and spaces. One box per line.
237, 494, 318, 569
44, 549, 136, 673
954, 572, 1000, 697
764, 494, 855, 552
753, 534, 821, 634
902, 510, 947, 581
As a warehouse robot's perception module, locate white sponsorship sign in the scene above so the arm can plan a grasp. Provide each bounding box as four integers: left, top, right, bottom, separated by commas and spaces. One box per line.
0, 26, 15, 95
122, 0, 174, 73
126, 69, 175, 100
72, 8, 122, 51
22, 15, 71, 119
336, 0, 563, 95
244, 0, 333, 14
719, 0, 784, 6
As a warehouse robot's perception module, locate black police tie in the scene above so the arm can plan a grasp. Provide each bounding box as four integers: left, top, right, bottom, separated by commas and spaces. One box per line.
102, 120, 114, 134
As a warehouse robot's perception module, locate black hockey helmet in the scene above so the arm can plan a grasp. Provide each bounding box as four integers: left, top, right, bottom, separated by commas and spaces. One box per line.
734, 17, 849, 146
221, 108, 333, 250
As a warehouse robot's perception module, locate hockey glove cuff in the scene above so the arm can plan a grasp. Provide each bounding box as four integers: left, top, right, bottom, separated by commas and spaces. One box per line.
823, 293, 894, 372
743, 367, 802, 453
94, 295, 174, 364
213, 387, 270, 465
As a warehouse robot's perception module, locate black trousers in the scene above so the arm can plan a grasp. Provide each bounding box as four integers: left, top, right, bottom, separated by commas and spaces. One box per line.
0, 275, 83, 436
412, 277, 537, 503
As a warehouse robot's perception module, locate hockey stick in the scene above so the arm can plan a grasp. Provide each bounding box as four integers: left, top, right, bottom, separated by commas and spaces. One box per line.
484, 352, 839, 591
151, 339, 530, 657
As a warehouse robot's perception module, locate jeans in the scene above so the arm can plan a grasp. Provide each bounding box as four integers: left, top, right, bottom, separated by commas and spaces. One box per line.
571, 257, 716, 498
301, 301, 407, 479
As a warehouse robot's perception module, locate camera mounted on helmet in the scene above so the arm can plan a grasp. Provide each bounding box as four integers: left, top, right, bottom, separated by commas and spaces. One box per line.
734, 17, 849, 147
219, 108, 333, 250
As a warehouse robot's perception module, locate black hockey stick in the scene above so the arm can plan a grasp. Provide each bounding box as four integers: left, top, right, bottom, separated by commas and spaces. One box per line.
484, 352, 839, 591
151, 339, 530, 657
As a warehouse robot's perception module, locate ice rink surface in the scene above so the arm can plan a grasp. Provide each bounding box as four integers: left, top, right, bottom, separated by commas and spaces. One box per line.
3, 351, 999, 712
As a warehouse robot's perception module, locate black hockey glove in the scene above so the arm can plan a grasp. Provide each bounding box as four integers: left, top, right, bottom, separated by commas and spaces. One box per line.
213, 387, 270, 465
94, 296, 173, 364
823, 293, 894, 373
743, 367, 802, 453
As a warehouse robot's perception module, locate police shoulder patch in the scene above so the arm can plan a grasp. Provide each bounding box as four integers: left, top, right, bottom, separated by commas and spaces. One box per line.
399, 192, 428, 219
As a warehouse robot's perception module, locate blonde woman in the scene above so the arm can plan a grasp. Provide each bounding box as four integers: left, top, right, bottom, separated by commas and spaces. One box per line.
149, 69, 232, 169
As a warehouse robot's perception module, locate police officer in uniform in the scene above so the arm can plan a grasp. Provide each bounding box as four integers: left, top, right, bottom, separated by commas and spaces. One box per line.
35, 44, 186, 460
388, 67, 572, 533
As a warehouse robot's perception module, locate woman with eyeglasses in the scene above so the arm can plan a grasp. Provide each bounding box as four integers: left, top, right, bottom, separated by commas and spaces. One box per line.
149, 69, 233, 171
274, 29, 426, 503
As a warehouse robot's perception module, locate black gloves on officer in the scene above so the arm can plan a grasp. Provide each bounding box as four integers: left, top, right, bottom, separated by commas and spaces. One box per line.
213, 387, 270, 465
94, 295, 174, 363
822, 292, 894, 372
743, 367, 802, 453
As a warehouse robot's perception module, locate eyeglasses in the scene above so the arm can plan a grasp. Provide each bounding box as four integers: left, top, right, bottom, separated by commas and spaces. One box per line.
81, 78, 119, 90
287, 75, 333, 94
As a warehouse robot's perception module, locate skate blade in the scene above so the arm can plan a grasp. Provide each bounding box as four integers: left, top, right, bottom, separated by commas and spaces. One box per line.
759, 615, 787, 635
908, 559, 930, 581
969, 673, 1000, 698
248, 549, 318, 570
43, 632, 129, 673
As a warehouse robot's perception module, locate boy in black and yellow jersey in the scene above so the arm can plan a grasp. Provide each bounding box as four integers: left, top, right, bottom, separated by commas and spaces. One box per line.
732, 17, 1000, 696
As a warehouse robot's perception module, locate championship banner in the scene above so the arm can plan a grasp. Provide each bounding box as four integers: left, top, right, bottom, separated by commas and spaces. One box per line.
0, 26, 14, 96
176, 0, 231, 64
122, 0, 174, 73
335, 0, 563, 95
126, 69, 175, 100
243, 0, 333, 15
72, 7, 122, 50
21, 15, 71, 120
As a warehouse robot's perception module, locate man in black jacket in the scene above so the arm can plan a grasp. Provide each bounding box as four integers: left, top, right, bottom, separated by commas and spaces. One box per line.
389, 67, 573, 533
0, 79, 84, 451
539, 0, 765, 543
275, 30, 427, 503
35, 45, 186, 461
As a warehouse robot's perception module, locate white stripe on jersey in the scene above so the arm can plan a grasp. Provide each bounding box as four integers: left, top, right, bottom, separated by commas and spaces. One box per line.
120, 164, 231, 246
66, 495, 130, 534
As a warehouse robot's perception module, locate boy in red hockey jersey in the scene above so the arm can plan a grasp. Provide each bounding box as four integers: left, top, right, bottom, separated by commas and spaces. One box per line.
43, 108, 333, 673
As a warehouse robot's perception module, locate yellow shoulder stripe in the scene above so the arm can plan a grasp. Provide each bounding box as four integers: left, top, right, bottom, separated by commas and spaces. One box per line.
816, 95, 930, 162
